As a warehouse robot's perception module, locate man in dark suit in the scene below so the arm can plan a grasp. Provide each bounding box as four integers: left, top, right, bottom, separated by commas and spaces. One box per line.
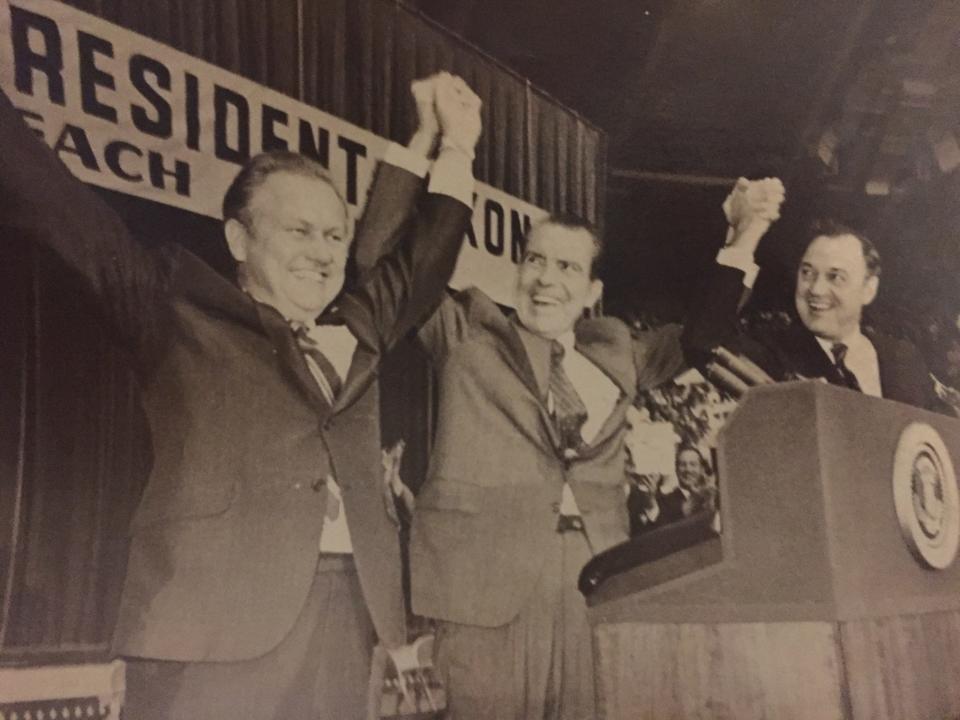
687, 179, 940, 411
0, 73, 480, 719
629, 445, 717, 532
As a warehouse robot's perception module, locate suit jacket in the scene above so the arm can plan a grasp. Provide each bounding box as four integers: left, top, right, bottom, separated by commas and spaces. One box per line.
410, 294, 686, 627
0, 89, 471, 660
684, 264, 941, 411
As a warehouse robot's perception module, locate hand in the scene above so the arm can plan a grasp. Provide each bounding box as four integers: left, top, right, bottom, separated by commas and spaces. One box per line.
722, 177, 785, 251
435, 73, 482, 158
407, 75, 441, 157
723, 177, 785, 230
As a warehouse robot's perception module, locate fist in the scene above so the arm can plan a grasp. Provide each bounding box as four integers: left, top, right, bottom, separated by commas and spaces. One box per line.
723, 177, 785, 229
410, 75, 440, 136
435, 73, 482, 155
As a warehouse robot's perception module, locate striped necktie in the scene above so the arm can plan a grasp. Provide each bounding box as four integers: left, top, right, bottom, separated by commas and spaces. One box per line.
549, 341, 588, 456
830, 342, 862, 392
291, 322, 343, 405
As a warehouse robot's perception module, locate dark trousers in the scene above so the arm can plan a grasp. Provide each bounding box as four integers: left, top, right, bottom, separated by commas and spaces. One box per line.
123, 555, 374, 720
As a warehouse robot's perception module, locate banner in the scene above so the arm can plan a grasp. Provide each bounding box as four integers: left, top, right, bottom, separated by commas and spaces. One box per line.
0, 0, 545, 306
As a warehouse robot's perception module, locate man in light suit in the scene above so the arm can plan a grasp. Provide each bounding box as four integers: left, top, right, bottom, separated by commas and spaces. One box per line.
685, 182, 941, 411
0, 74, 480, 719
398, 208, 768, 718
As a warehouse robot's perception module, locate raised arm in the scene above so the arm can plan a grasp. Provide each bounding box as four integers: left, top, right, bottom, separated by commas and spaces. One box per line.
680, 177, 785, 368
0, 89, 163, 347
352, 75, 443, 279
344, 74, 480, 351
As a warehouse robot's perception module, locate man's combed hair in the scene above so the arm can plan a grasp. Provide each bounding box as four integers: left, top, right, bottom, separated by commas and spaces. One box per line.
675, 443, 708, 472
809, 218, 881, 278
222, 151, 345, 226
529, 213, 605, 278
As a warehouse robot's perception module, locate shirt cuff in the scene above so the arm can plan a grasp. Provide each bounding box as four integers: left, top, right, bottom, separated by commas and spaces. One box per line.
382, 142, 430, 179
428, 147, 475, 208
717, 246, 760, 288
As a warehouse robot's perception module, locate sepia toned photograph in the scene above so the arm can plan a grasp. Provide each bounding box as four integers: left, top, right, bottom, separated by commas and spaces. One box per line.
1, 1, 959, 718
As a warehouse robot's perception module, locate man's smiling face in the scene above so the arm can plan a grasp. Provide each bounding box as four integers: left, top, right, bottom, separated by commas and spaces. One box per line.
226, 171, 350, 323
795, 233, 878, 343
514, 222, 603, 339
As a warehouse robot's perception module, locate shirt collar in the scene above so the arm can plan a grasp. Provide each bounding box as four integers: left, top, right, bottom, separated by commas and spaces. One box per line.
555, 330, 577, 356
814, 326, 867, 356
242, 288, 345, 330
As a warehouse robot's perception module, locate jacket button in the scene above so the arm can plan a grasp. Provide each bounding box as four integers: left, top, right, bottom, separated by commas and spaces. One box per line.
311, 476, 327, 492
293, 482, 302, 490
551, 501, 560, 513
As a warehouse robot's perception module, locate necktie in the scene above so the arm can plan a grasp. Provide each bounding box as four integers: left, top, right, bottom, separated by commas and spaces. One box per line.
830, 342, 862, 392
292, 322, 344, 526
549, 341, 588, 456
291, 323, 343, 405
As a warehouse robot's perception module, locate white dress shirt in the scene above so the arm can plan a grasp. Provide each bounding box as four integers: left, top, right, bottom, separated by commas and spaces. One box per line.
549, 331, 620, 516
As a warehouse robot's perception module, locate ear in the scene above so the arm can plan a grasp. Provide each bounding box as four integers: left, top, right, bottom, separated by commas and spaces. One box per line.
862, 273, 879, 306
224, 218, 249, 263
586, 278, 604, 309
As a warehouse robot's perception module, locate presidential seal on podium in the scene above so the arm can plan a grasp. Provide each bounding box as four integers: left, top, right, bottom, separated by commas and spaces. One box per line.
892, 422, 959, 570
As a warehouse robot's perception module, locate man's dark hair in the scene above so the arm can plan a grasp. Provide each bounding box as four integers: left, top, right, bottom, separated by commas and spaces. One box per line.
222, 151, 346, 227
808, 218, 881, 278
675, 444, 707, 472
527, 213, 604, 278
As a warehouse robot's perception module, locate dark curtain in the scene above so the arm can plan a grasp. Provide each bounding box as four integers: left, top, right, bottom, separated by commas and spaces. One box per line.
1, 0, 606, 661
0, 237, 151, 661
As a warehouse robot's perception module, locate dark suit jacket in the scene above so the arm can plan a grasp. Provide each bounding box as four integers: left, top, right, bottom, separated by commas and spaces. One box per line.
0, 89, 471, 660
684, 264, 941, 411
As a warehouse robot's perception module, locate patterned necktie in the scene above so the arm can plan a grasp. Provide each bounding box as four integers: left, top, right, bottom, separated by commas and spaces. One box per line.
292, 322, 343, 524
549, 341, 588, 455
291, 323, 343, 405
830, 342, 862, 392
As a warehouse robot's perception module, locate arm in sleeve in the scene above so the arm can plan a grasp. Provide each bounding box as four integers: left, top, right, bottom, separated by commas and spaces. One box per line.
351, 143, 429, 279
680, 257, 756, 371
344, 148, 474, 352
633, 323, 689, 391
0, 90, 163, 347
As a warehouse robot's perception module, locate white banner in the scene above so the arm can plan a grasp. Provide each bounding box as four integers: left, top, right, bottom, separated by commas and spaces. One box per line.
0, 0, 545, 306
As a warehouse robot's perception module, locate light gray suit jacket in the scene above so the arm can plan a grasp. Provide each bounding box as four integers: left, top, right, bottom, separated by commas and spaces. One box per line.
410, 293, 686, 627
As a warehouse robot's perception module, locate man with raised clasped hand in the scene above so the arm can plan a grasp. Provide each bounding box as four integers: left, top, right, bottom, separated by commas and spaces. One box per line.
0, 72, 480, 719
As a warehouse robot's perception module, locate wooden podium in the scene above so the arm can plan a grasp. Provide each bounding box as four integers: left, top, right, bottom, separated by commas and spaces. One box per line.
588, 382, 960, 720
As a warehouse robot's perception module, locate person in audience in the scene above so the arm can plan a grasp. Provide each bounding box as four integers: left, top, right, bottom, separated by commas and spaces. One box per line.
629, 445, 716, 531
0, 74, 479, 720
687, 181, 942, 411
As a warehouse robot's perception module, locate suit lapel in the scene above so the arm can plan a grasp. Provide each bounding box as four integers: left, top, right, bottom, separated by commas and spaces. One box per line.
331, 294, 382, 414
868, 330, 896, 399
173, 247, 372, 417
511, 319, 551, 399
504, 318, 563, 449
255, 303, 335, 416
574, 319, 635, 449
786, 323, 836, 381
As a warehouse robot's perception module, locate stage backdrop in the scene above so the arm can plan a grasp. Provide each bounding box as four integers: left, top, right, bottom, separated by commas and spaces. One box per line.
0, 0, 606, 661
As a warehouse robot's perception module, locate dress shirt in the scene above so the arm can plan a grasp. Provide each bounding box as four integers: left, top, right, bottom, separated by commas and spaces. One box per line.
814, 330, 882, 398
383, 141, 475, 207
716, 246, 760, 288
549, 330, 620, 517
551, 331, 620, 445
